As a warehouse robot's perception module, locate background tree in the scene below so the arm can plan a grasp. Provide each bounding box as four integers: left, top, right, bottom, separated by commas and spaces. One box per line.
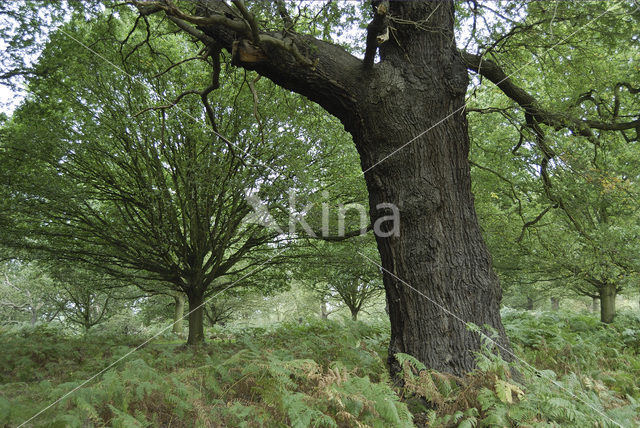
0, 17, 295, 344
1, 0, 638, 376
0, 12, 367, 344
116, 0, 638, 375
47, 264, 135, 332
300, 238, 383, 321
0, 261, 62, 325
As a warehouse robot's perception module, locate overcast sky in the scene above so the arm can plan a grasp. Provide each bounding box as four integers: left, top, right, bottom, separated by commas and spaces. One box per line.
0, 86, 21, 115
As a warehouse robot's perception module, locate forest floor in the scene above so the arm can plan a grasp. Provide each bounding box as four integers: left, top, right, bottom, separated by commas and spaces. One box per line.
1, 310, 639, 427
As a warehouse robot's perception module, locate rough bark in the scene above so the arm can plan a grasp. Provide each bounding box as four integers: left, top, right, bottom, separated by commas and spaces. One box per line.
355, 81, 511, 374
351, 3, 511, 375
550, 297, 560, 311
173, 293, 185, 336
187, 291, 205, 345
139, 0, 513, 376
599, 283, 616, 324
526, 297, 534, 310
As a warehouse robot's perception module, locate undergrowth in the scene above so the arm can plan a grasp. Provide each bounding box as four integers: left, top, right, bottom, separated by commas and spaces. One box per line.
1, 311, 639, 427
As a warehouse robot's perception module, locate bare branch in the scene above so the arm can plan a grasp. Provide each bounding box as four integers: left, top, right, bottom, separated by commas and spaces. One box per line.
516, 205, 554, 243
134, 89, 201, 116
151, 53, 204, 79
246, 73, 264, 144
363, 1, 389, 68
274, 0, 294, 29
132, 0, 249, 35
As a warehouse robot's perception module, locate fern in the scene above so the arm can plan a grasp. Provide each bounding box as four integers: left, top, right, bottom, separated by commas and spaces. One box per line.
4, 311, 640, 427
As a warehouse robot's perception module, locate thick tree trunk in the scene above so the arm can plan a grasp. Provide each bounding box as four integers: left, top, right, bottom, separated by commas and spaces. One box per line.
600, 284, 616, 324
358, 117, 511, 374
349, 307, 358, 321
193, 0, 513, 376
173, 293, 185, 336
347, 4, 511, 376
550, 297, 560, 311
330, 3, 511, 376
186, 292, 205, 345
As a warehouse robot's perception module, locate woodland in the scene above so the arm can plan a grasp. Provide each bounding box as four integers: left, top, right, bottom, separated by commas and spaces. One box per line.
0, 1, 639, 426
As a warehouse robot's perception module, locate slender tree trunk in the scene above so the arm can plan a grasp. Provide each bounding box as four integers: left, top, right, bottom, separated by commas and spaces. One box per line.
186, 292, 205, 345
600, 283, 616, 324
550, 297, 560, 311
592, 297, 599, 313
349, 306, 358, 321
320, 300, 329, 320
30, 308, 37, 326
526, 297, 534, 310
173, 293, 185, 336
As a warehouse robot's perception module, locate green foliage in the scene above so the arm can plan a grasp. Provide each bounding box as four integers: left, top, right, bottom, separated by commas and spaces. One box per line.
4, 311, 639, 427
50, 358, 196, 427
465, 2, 640, 320
399, 310, 640, 427
503, 309, 640, 398
1, 318, 408, 427
0, 261, 60, 324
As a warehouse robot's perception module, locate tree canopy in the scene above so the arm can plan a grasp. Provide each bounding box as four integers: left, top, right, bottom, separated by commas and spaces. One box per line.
1, 0, 639, 376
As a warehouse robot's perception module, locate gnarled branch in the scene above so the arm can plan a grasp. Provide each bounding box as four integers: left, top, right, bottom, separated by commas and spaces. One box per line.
363, 1, 389, 68
461, 51, 640, 137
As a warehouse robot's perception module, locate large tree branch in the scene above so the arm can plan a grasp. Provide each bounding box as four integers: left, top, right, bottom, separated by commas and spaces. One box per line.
461, 52, 640, 137
130, 0, 363, 128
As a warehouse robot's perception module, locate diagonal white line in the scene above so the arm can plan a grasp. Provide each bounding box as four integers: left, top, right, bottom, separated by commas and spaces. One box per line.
18, 2, 629, 426
18, 246, 289, 427
57, 28, 284, 181
357, 250, 624, 428
16, 22, 296, 428
361, 1, 623, 176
